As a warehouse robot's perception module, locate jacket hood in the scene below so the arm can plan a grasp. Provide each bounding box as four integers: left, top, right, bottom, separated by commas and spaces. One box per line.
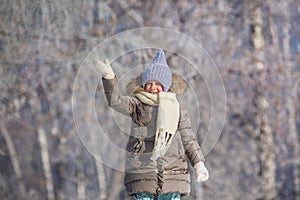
126, 73, 188, 94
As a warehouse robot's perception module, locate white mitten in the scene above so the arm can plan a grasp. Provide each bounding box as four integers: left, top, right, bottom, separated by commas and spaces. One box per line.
194, 161, 209, 182
94, 58, 115, 79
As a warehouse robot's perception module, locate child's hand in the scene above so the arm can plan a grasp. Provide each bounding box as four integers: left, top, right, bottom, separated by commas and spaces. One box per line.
94, 59, 115, 79
194, 161, 209, 182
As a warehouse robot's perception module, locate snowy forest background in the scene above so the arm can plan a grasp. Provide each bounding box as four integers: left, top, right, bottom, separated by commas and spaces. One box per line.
1, 0, 300, 199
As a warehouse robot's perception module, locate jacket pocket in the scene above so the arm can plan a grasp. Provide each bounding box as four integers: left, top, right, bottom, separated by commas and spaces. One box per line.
127, 137, 144, 154
177, 138, 186, 161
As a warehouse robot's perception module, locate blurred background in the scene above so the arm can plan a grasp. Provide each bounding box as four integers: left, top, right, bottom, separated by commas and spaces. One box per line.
1, 0, 300, 199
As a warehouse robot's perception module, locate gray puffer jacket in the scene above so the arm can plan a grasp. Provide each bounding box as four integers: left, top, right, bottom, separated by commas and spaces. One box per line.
102, 74, 205, 196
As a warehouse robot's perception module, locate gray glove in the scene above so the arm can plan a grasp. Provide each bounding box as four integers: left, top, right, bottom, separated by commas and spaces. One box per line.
194, 161, 209, 182
94, 58, 115, 79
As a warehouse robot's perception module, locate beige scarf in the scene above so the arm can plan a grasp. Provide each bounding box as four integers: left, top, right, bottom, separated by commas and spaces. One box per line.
135, 91, 180, 160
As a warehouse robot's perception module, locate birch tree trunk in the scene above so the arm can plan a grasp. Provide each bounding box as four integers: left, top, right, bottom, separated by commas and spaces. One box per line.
282, 20, 300, 200
96, 160, 108, 200
250, 1, 277, 199
0, 119, 26, 197
195, 182, 204, 200
77, 170, 86, 200
38, 127, 55, 200
288, 81, 300, 200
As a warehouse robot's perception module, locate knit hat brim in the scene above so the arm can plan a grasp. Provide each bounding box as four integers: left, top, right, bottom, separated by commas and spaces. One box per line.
142, 50, 173, 91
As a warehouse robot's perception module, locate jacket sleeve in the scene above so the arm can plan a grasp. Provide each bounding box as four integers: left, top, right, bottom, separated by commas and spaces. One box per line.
178, 106, 205, 166
102, 77, 138, 116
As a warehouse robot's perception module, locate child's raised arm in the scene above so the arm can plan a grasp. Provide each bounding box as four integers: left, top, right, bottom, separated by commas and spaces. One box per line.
95, 59, 138, 116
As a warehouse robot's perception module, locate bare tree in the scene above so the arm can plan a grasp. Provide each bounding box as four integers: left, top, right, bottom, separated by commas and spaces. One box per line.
0, 117, 26, 198
282, 12, 300, 200
38, 127, 55, 200
96, 160, 108, 200
250, 0, 277, 199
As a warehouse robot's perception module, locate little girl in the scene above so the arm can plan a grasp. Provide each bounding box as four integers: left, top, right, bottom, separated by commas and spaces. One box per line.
96, 49, 209, 200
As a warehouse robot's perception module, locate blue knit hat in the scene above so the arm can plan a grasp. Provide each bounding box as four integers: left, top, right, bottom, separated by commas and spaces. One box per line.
142, 49, 172, 91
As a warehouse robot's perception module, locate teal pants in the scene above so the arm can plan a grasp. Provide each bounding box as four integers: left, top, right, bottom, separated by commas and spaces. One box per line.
133, 192, 180, 200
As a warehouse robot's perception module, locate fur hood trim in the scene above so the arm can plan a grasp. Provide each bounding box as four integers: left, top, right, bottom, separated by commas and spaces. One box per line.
126, 73, 188, 94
